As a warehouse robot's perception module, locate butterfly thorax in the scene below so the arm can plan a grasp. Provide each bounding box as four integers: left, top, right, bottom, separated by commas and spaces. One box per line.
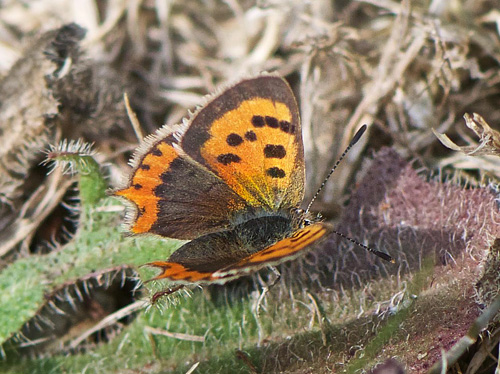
233, 214, 297, 251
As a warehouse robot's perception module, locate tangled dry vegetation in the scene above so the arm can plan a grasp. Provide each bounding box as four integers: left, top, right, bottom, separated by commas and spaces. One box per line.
1, 1, 500, 373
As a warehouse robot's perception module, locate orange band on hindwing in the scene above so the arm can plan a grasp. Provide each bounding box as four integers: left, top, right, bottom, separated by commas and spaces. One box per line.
215, 222, 332, 277
148, 261, 216, 283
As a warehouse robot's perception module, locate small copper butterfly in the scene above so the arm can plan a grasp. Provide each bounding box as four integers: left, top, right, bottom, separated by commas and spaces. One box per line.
115, 74, 381, 285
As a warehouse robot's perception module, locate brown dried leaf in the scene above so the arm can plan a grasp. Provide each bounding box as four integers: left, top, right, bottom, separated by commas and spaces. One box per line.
433, 113, 500, 157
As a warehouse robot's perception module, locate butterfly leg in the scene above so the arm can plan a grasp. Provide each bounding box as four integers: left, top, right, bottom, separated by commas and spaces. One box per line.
266, 266, 281, 288
140, 262, 189, 303
256, 266, 281, 315
151, 284, 185, 304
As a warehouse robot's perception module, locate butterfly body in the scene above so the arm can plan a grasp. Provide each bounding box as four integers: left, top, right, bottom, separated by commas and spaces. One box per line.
116, 74, 333, 284
164, 214, 296, 277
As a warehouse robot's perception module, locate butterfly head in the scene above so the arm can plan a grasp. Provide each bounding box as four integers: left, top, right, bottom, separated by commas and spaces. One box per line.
289, 207, 322, 229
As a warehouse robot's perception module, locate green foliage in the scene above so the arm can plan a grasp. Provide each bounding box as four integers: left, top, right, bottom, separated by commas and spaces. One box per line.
0, 148, 179, 352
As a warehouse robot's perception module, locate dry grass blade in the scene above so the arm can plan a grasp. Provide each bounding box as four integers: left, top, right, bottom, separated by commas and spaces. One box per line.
433, 113, 500, 178
185, 362, 200, 374
68, 300, 145, 350
144, 326, 205, 343
434, 113, 500, 156
0, 171, 74, 258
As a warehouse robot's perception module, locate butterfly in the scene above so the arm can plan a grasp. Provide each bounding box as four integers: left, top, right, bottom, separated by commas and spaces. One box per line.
115, 74, 387, 287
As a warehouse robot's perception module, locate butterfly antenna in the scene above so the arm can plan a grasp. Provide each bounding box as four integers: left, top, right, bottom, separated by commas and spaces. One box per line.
305, 124, 394, 263
305, 124, 367, 214
332, 230, 394, 263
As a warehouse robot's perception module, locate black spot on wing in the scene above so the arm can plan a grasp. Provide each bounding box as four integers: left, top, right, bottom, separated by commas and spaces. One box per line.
252, 115, 265, 127
157, 158, 184, 185
266, 167, 286, 178
279, 120, 291, 133
226, 133, 243, 146
152, 147, 162, 156
264, 145, 286, 159
217, 153, 241, 165
265, 116, 279, 128
245, 130, 257, 141
138, 206, 145, 217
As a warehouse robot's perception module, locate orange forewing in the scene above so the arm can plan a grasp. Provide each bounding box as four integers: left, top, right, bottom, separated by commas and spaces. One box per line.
200, 98, 300, 208
182, 75, 304, 210
115, 137, 248, 240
